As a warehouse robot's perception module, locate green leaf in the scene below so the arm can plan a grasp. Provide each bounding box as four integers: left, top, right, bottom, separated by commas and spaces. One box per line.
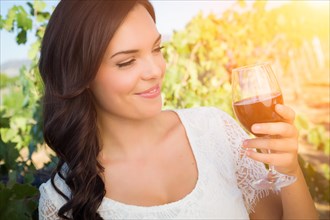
16, 30, 27, 44
0, 112, 10, 129
24, 172, 35, 184
8, 171, 18, 188
37, 11, 51, 22
0, 183, 38, 220
12, 117, 28, 130
0, 140, 19, 170
16, 7, 32, 31
0, 128, 17, 143
27, 2, 34, 16
36, 25, 46, 39
12, 183, 38, 199
28, 41, 41, 60
34, 0, 47, 12
3, 7, 16, 31
1, 198, 37, 220
0, 184, 12, 213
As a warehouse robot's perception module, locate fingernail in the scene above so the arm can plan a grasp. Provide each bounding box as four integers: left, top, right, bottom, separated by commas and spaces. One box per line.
252, 124, 261, 132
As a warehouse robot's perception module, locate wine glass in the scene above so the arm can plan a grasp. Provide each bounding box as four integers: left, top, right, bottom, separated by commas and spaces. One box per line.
231, 62, 297, 190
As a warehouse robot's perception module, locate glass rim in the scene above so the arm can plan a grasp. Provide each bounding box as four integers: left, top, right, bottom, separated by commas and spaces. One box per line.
232, 61, 272, 72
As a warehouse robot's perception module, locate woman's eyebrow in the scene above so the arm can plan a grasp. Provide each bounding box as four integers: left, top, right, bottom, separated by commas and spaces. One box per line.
110, 34, 162, 59
110, 49, 138, 59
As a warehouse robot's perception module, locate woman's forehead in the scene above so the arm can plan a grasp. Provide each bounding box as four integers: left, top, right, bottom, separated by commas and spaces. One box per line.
106, 4, 159, 55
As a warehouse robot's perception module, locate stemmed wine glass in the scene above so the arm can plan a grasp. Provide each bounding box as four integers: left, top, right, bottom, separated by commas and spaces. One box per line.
231, 62, 297, 190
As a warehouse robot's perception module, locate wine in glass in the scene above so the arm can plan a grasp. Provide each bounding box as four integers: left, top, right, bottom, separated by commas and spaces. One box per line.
231, 62, 297, 190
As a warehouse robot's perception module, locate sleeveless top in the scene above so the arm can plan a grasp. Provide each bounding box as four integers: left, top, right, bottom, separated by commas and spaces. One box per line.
39, 107, 269, 219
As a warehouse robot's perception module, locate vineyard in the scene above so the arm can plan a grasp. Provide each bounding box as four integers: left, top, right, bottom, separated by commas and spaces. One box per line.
0, 1, 329, 219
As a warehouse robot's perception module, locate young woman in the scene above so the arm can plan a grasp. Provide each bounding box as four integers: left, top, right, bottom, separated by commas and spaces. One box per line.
38, 1, 318, 219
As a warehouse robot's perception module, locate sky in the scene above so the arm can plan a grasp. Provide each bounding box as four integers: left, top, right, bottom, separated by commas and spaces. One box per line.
0, 0, 236, 65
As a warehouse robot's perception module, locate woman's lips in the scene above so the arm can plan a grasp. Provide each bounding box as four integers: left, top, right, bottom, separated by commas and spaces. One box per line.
135, 85, 161, 98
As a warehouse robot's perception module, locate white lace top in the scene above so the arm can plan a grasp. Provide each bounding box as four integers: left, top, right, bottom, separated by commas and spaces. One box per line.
39, 107, 269, 219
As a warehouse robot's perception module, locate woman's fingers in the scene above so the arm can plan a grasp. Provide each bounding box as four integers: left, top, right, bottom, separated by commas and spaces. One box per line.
245, 150, 299, 175
245, 150, 291, 166
251, 122, 298, 138
275, 104, 296, 123
243, 104, 300, 175
243, 138, 298, 152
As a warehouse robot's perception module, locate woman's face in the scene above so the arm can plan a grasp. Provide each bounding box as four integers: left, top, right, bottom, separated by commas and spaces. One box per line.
90, 4, 166, 121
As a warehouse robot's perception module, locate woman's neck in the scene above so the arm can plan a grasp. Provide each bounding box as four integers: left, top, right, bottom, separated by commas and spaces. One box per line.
97, 111, 168, 161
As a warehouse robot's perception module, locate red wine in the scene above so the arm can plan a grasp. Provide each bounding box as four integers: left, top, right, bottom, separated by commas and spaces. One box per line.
233, 93, 284, 136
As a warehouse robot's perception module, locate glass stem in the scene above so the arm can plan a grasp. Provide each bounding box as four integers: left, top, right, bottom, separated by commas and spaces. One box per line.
267, 149, 277, 175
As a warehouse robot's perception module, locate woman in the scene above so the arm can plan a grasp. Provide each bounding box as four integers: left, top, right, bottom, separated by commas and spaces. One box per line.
38, 0, 318, 219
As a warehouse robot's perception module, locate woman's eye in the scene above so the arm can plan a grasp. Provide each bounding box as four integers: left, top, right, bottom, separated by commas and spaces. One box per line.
153, 46, 164, 53
117, 59, 135, 68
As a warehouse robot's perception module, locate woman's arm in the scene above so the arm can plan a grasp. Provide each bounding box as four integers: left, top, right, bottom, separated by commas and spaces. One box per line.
280, 167, 318, 219
244, 104, 318, 219
249, 167, 318, 219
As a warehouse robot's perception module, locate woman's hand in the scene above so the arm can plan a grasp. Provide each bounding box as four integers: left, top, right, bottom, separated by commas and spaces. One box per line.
242, 104, 300, 176
244, 104, 319, 219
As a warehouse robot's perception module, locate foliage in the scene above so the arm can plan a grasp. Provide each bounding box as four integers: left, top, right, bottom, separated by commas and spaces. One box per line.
307, 125, 330, 155
0, 5, 32, 44
295, 115, 330, 155
0, 0, 329, 219
0, 1, 52, 219
300, 155, 330, 203
0, 73, 19, 89
0, 183, 38, 220
162, 0, 330, 110
295, 115, 330, 203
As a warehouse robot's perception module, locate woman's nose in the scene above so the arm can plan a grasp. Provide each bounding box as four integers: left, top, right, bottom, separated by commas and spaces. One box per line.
141, 55, 164, 80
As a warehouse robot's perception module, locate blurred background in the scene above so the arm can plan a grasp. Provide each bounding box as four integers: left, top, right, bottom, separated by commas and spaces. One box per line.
0, 0, 329, 219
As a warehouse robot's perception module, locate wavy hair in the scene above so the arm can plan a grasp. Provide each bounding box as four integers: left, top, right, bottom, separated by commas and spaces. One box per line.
39, 1, 155, 219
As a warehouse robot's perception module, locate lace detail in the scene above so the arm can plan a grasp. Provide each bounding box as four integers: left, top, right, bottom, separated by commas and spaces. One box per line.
38, 187, 60, 219
38, 107, 270, 219
39, 173, 71, 220
216, 108, 270, 213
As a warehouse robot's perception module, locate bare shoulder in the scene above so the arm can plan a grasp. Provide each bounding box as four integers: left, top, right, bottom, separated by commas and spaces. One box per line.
159, 110, 184, 137
160, 109, 181, 122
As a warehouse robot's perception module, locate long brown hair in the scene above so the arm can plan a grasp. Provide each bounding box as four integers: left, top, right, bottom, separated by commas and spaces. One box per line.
39, 1, 155, 219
